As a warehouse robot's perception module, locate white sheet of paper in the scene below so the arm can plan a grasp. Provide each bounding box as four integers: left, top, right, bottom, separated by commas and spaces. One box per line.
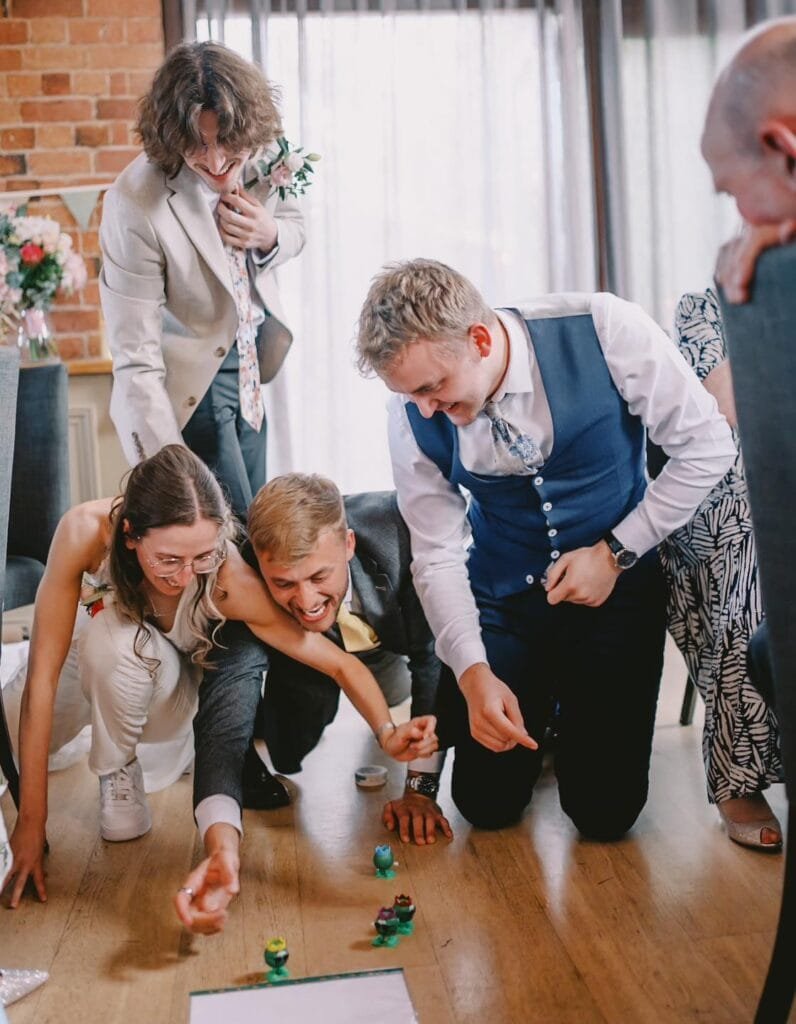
189, 969, 418, 1024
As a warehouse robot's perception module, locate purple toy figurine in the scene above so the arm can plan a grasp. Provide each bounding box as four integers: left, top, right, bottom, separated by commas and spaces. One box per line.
372, 906, 400, 947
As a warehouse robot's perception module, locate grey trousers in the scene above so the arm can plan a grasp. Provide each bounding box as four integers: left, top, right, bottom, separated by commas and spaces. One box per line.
182, 346, 267, 521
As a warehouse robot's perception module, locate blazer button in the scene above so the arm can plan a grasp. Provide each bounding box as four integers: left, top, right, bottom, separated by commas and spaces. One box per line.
525, 573, 534, 585
550, 549, 561, 559
548, 528, 558, 537
534, 476, 544, 486
542, 501, 552, 512
186, 396, 197, 407
214, 346, 226, 358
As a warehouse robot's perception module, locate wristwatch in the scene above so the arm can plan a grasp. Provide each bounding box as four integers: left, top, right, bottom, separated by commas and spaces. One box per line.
405, 772, 440, 798
603, 530, 638, 570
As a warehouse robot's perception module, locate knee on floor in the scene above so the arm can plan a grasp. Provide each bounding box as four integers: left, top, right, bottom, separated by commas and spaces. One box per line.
562, 789, 647, 842
451, 788, 528, 831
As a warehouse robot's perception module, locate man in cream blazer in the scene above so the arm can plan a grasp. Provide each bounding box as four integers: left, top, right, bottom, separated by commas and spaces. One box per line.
100, 42, 305, 516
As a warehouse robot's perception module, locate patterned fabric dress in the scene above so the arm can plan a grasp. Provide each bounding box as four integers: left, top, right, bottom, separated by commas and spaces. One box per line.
660, 289, 782, 804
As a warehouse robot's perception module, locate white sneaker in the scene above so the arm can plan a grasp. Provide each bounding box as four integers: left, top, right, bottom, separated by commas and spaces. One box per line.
99, 759, 152, 842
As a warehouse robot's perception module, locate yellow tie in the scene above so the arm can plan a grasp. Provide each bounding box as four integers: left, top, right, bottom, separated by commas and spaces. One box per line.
336, 602, 380, 653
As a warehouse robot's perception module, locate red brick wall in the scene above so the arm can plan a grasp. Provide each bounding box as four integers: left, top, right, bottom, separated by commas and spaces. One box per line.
0, 1, 165, 360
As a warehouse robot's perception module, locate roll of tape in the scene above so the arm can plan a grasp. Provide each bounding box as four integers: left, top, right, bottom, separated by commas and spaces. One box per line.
354, 764, 388, 789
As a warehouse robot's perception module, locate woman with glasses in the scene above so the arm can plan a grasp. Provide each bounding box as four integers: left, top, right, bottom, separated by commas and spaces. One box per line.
3, 446, 437, 909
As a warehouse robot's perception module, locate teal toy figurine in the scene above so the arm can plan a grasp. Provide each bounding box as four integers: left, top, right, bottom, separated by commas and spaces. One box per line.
373, 843, 396, 878
393, 894, 416, 935
263, 937, 290, 983
372, 906, 400, 947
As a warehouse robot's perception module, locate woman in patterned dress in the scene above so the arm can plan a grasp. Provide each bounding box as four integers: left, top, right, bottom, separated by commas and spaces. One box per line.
660, 289, 783, 849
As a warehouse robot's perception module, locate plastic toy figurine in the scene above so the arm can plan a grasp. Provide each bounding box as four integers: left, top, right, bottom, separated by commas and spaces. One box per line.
373, 843, 396, 879
372, 906, 400, 947
263, 937, 290, 983
393, 894, 416, 935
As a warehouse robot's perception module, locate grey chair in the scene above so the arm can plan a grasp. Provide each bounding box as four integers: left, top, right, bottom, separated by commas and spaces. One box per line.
5, 362, 70, 610
719, 244, 796, 1024
0, 347, 21, 806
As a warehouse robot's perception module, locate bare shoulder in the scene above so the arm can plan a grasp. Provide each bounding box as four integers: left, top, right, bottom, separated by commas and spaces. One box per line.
50, 498, 114, 573
214, 545, 276, 624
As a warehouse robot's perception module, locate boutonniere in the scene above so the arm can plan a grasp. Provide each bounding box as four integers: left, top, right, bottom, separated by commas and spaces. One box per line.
246, 136, 321, 200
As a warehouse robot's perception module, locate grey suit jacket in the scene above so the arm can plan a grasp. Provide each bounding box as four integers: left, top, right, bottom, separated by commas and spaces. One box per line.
344, 491, 441, 715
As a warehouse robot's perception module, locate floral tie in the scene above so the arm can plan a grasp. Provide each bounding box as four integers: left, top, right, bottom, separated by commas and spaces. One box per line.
226, 244, 264, 432
483, 400, 543, 473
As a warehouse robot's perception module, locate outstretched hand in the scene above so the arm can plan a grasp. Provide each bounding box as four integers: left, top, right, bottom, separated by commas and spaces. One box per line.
174, 847, 240, 936
382, 715, 438, 762
458, 664, 538, 753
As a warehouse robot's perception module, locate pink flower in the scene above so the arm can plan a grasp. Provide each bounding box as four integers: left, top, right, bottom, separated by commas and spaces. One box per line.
270, 163, 293, 188
20, 243, 45, 266
285, 152, 304, 173
61, 251, 88, 293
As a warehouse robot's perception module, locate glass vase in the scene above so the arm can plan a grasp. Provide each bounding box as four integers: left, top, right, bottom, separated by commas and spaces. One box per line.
17, 308, 59, 363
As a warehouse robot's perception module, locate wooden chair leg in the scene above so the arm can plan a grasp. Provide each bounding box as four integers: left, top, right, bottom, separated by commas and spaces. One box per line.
680, 677, 697, 726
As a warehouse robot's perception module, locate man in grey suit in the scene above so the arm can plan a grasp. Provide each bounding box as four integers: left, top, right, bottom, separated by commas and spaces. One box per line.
252, 484, 442, 777
181, 475, 450, 934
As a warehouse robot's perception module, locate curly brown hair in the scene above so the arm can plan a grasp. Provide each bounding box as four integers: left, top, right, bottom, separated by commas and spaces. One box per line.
136, 41, 283, 177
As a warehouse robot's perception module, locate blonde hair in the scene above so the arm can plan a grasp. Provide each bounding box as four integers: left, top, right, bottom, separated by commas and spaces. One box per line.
356, 258, 497, 375
248, 474, 347, 565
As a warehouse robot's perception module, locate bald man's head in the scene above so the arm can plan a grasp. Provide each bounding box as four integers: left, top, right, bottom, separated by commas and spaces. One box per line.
702, 17, 796, 223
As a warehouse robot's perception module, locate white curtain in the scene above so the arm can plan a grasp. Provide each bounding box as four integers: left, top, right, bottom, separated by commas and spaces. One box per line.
617, 0, 796, 328
192, 0, 595, 492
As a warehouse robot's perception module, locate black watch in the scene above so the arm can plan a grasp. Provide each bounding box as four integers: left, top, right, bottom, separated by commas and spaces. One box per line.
603, 530, 638, 570
405, 772, 440, 798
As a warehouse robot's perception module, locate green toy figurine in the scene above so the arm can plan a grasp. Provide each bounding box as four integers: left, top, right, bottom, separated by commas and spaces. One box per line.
393, 894, 416, 935
373, 843, 396, 879
263, 937, 290, 983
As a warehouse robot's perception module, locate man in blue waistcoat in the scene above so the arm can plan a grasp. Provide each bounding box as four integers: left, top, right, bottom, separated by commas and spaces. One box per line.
356, 259, 736, 839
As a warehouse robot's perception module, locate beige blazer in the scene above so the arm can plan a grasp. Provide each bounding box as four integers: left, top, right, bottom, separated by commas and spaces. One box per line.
99, 151, 305, 464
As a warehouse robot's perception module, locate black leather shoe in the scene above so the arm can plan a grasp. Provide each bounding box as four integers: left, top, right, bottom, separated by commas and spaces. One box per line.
241, 742, 291, 810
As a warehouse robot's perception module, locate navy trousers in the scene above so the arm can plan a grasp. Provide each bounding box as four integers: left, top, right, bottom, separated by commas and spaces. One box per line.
182, 346, 267, 521
436, 550, 666, 839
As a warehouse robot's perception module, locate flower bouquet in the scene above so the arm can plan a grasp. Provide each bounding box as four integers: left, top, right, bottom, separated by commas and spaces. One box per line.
247, 136, 321, 201
0, 203, 88, 361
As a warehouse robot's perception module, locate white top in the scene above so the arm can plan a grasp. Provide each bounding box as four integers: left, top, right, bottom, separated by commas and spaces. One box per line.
387, 292, 737, 681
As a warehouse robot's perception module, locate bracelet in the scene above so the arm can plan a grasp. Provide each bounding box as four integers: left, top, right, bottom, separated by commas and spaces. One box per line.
374, 721, 397, 747
405, 771, 440, 798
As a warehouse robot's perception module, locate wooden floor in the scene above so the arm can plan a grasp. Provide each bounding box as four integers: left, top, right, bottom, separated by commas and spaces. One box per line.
1, 639, 792, 1024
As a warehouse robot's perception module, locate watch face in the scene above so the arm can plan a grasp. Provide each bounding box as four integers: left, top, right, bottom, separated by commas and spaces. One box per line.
616, 549, 638, 569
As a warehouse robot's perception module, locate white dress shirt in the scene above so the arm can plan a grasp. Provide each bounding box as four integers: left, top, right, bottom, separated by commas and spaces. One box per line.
388, 292, 737, 681
198, 176, 279, 332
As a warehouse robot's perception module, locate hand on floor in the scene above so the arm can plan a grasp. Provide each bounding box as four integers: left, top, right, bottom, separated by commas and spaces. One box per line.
382, 791, 453, 845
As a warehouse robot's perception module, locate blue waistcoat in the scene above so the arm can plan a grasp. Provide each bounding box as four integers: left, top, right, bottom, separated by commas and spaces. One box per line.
406, 310, 647, 598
